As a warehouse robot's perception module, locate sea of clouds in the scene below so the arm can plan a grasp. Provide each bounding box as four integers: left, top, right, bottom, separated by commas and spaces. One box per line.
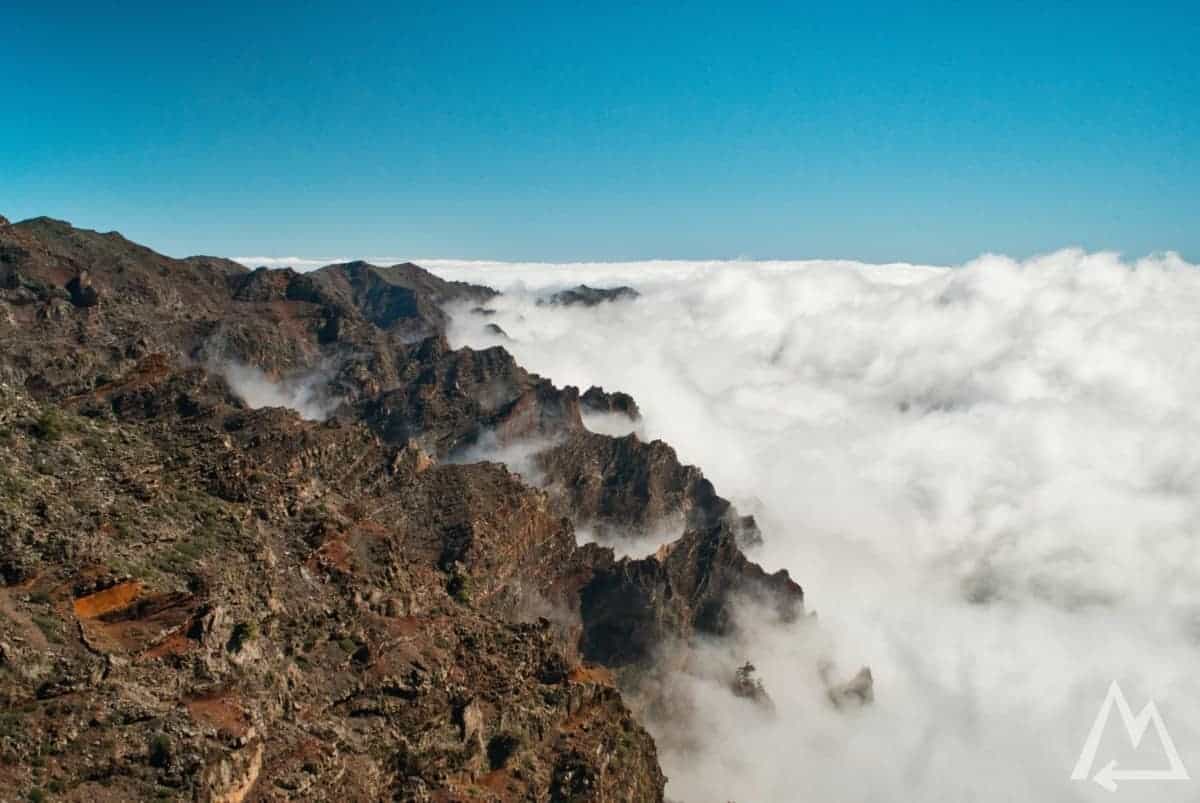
420, 251, 1200, 802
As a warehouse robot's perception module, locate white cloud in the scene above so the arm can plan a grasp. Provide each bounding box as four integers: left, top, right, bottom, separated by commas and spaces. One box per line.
435, 250, 1200, 802
219, 362, 340, 421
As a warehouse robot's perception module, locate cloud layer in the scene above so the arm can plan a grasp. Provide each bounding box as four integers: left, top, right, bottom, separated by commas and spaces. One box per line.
434, 250, 1200, 802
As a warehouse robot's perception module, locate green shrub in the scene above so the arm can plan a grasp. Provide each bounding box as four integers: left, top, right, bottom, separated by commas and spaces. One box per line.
229, 621, 259, 653
32, 410, 65, 442
147, 733, 172, 768
446, 572, 473, 604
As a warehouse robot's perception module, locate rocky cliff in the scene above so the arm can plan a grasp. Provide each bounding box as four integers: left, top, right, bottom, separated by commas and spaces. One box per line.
0, 216, 804, 802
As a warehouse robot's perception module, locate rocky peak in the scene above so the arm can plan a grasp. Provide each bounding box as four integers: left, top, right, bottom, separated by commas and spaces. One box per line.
545, 284, 640, 306
581, 384, 641, 420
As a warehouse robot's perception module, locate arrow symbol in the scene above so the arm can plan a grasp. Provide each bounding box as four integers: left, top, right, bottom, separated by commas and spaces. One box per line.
1094, 759, 1191, 792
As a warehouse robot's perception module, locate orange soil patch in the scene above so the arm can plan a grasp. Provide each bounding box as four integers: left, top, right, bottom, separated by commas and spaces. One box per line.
138, 629, 196, 662
79, 591, 198, 655
306, 532, 353, 573
186, 690, 251, 739
307, 521, 392, 576
386, 615, 422, 637
568, 664, 615, 687
478, 768, 520, 795
73, 581, 142, 619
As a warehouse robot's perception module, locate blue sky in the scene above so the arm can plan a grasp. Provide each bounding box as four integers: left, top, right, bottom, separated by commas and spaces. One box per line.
4, 2, 1198, 263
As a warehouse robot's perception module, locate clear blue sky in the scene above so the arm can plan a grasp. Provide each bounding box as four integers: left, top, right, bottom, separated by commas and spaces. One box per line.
4, 2, 1198, 263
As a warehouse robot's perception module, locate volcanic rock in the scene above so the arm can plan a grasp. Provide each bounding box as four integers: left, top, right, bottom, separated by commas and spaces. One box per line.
581, 384, 641, 420
545, 284, 640, 306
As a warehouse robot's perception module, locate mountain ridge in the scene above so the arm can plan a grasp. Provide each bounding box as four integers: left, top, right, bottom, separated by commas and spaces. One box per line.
0, 214, 808, 802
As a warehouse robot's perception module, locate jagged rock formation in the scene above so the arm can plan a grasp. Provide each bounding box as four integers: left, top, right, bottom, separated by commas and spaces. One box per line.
536, 431, 765, 548
731, 662, 771, 706
308, 260, 496, 338
356, 336, 586, 457
580, 386, 640, 421
0, 216, 803, 801
824, 666, 875, 709
580, 524, 801, 668
543, 285, 639, 307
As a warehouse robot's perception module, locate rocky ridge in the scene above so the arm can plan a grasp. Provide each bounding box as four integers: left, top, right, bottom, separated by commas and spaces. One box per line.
0, 216, 808, 802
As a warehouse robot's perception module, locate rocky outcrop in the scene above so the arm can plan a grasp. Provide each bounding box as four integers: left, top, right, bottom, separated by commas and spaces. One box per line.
544, 284, 639, 306
535, 431, 764, 548
579, 523, 802, 668
356, 335, 586, 456
581, 385, 641, 420
311, 260, 496, 338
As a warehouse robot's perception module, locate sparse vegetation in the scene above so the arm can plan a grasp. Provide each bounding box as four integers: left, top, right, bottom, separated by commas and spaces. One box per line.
0, 467, 30, 497
229, 621, 259, 653
32, 409, 65, 441
31, 613, 64, 644
447, 571, 473, 604
0, 711, 23, 738
147, 733, 172, 768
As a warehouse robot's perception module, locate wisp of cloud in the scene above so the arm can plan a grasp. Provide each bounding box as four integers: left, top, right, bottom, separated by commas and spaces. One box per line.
219, 362, 340, 422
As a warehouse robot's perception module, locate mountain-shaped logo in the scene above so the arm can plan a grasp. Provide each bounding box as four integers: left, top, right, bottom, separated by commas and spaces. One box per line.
1071, 680, 1190, 792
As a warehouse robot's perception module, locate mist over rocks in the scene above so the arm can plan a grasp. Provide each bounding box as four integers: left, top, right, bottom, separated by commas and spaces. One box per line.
437, 250, 1200, 802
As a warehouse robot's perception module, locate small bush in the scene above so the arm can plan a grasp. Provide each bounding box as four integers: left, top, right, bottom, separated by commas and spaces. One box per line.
32, 410, 65, 442
228, 621, 259, 653
487, 732, 521, 770
147, 733, 172, 768
446, 572, 473, 604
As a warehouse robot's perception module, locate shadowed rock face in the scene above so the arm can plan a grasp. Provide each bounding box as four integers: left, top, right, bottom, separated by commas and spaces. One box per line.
581, 385, 641, 420
579, 523, 802, 667
535, 430, 765, 547
0, 214, 806, 801
544, 284, 640, 306
357, 336, 586, 457
311, 260, 497, 338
